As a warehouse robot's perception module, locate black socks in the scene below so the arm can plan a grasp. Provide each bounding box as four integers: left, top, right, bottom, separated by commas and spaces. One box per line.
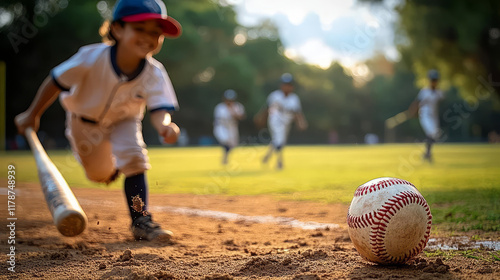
124, 173, 148, 222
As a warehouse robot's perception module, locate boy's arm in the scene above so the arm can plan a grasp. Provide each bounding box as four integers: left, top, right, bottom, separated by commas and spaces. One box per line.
408, 100, 419, 118
150, 110, 180, 144
253, 104, 268, 129
295, 111, 308, 131
15, 76, 62, 135
408, 89, 424, 118
228, 103, 246, 121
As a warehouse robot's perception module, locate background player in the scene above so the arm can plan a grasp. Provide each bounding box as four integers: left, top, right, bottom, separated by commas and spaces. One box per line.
213, 89, 246, 165
261, 73, 308, 169
14, 0, 181, 241
409, 69, 444, 162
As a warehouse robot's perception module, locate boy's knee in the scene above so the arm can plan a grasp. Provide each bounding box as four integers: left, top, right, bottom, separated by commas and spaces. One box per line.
118, 153, 150, 177
84, 168, 117, 183
272, 142, 283, 151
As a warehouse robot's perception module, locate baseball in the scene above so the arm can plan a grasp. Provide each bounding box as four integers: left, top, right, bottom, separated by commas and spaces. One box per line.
347, 177, 432, 264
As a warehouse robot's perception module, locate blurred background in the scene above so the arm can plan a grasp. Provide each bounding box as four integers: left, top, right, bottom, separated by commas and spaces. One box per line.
1, 0, 499, 149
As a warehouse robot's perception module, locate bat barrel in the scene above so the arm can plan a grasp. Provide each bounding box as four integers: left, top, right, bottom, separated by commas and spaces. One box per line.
25, 127, 88, 237
55, 209, 87, 237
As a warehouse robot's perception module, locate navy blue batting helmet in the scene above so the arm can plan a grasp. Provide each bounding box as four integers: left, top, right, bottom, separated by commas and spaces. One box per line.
428, 69, 440, 80
223, 89, 237, 100
280, 73, 294, 84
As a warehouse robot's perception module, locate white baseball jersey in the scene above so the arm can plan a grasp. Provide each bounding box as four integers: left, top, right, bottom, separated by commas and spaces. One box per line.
51, 43, 179, 179
267, 90, 302, 125
52, 43, 179, 125
266, 90, 302, 147
417, 88, 444, 139
213, 102, 245, 147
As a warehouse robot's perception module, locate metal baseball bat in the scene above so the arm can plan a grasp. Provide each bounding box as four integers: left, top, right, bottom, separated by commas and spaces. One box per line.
25, 127, 88, 237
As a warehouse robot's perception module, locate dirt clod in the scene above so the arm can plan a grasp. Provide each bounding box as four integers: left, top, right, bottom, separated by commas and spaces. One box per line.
118, 249, 133, 262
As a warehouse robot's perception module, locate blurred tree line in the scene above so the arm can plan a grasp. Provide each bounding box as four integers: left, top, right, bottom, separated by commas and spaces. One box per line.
1, 0, 499, 149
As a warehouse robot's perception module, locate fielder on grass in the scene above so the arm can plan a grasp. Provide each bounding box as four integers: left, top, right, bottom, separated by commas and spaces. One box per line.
213, 89, 246, 165
260, 73, 308, 169
409, 69, 445, 162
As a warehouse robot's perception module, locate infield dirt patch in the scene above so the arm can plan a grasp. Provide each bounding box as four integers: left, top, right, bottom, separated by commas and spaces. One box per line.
0, 183, 498, 279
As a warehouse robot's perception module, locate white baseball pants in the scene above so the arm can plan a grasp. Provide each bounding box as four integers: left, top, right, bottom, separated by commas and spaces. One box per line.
65, 113, 150, 182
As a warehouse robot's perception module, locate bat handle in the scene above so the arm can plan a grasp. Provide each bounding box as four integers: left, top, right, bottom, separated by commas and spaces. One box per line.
25, 126, 34, 136
24, 127, 39, 153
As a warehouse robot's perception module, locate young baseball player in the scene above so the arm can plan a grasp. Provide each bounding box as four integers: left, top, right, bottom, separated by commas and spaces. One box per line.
14, 0, 182, 241
261, 73, 307, 169
213, 89, 246, 165
409, 69, 444, 162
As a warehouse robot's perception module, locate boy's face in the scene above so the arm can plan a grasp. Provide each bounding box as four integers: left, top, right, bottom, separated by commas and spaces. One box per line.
281, 83, 294, 94
430, 79, 439, 89
113, 20, 164, 58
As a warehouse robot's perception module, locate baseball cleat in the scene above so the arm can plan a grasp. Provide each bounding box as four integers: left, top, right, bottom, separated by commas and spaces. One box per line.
131, 215, 173, 241
276, 160, 283, 170
422, 153, 433, 163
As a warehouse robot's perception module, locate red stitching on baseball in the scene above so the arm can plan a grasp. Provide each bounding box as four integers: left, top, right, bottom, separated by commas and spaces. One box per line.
348, 183, 432, 263
354, 178, 415, 197
369, 191, 432, 263
347, 211, 375, 229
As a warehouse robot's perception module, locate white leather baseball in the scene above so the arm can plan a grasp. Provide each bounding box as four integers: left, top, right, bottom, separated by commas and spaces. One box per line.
347, 177, 432, 264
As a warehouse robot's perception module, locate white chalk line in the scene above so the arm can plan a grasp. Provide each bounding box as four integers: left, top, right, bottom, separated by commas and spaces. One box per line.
150, 205, 340, 230
3, 188, 499, 250
76, 197, 339, 230
426, 237, 500, 251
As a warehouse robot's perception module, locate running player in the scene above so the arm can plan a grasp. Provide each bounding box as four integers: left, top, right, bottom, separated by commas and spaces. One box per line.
213, 89, 245, 164
410, 69, 444, 162
261, 73, 307, 169
14, 0, 181, 241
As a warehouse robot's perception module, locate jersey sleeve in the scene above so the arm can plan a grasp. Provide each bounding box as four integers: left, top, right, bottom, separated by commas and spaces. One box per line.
214, 104, 223, 119
51, 45, 98, 91
416, 89, 425, 101
267, 91, 278, 106
236, 102, 245, 115
293, 95, 302, 112
147, 64, 179, 113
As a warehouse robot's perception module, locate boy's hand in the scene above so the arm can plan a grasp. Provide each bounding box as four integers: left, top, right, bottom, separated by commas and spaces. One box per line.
14, 111, 39, 135
297, 118, 308, 131
160, 122, 180, 144
295, 113, 308, 131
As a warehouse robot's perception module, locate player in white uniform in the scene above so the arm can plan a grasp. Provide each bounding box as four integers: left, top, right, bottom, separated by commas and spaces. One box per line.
411, 69, 444, 162
15, 0, 181, 241
262, 73, 307, 169
213, 89, 246, 164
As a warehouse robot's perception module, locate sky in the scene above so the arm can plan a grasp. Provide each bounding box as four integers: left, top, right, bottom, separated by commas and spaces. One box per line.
225, 0, 400, 70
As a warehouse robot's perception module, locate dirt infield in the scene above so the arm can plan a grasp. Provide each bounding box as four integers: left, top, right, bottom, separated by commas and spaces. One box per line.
0, 183, 498, 279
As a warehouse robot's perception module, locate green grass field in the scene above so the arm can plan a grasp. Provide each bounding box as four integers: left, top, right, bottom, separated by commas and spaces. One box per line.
1, 143, 499, 232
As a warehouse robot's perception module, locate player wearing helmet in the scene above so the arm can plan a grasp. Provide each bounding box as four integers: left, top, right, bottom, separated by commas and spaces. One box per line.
261, 73, 307, 169
213, 89, 246, 164
410, 69, 445, 162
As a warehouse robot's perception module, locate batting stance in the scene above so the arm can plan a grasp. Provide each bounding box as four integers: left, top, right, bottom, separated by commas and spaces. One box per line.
410, 69, 444, 162
213, 89, 246, 165
15, 0, 181, 241
261, 73, 307, 169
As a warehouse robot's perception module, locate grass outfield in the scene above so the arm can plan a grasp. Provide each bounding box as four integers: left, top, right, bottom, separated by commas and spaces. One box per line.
2, 143, 499, 231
